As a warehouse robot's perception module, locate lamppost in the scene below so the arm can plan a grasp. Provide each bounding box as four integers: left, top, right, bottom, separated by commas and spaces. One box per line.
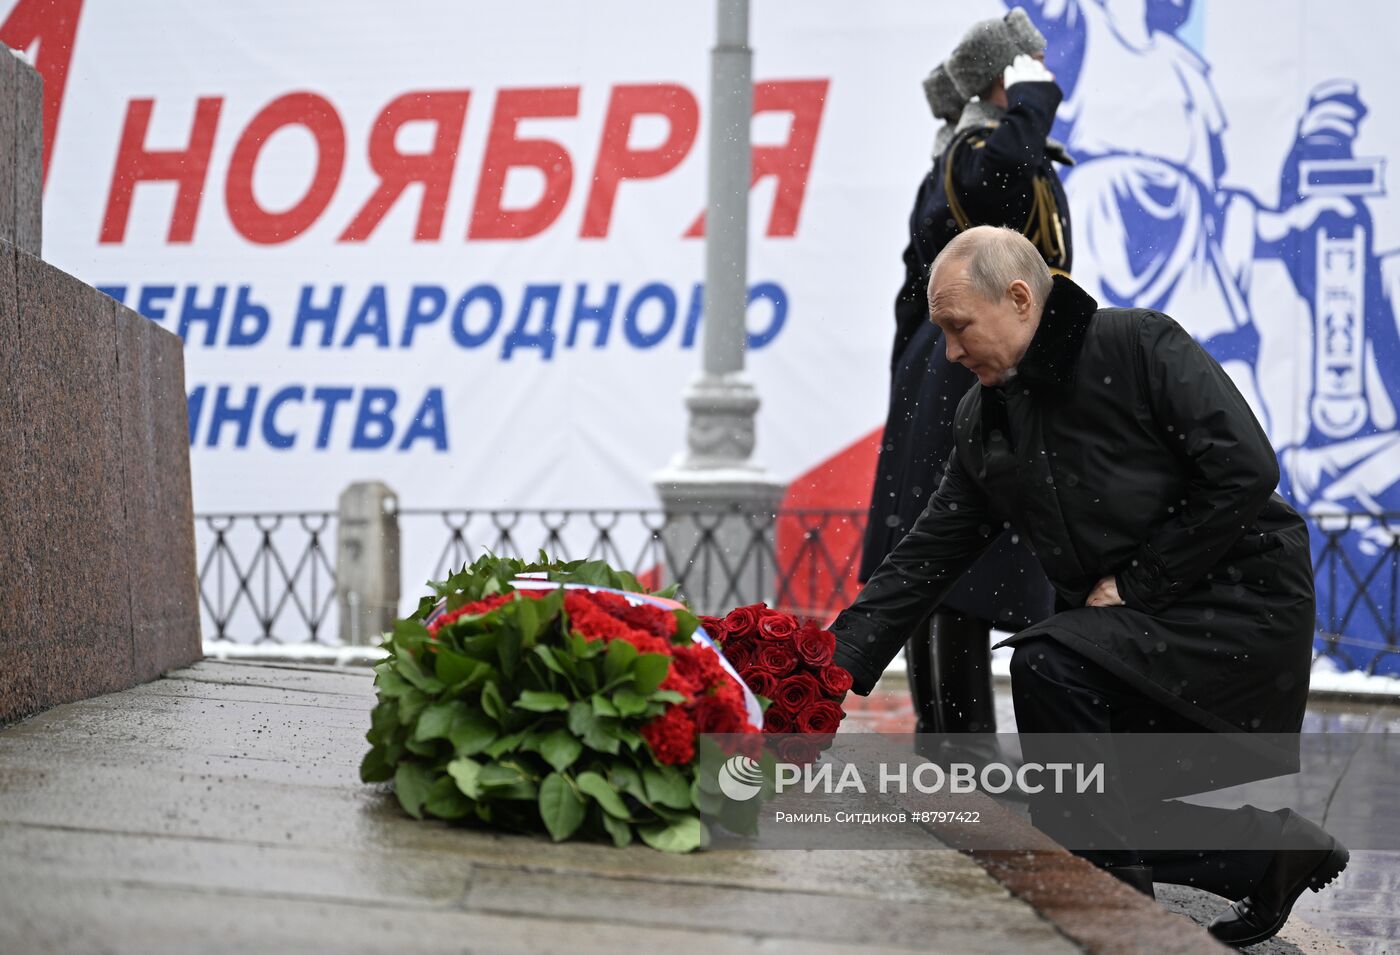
653, 0, 785, 612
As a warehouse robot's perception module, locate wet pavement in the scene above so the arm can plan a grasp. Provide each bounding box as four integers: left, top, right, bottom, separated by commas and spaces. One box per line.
846, 674, 1400, 955
0, 661, 1079, 955
0, 658, 1386, 953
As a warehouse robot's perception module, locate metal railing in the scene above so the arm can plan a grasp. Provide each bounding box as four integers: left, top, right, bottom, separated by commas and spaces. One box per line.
193, 505, 1400, 676
1310, 511, 1400, 675
196, 511, 339, 644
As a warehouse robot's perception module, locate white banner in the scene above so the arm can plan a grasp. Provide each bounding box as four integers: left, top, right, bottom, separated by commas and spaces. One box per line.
17, 0, 1400, 667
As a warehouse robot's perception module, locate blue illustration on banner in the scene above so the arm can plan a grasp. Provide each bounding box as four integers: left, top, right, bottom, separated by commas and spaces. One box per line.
1012, 0, 1400, 673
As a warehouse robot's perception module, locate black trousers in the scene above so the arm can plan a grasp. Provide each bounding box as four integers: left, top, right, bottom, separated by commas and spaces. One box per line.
906, 608, 997, 734
1009, 636, 1284, 900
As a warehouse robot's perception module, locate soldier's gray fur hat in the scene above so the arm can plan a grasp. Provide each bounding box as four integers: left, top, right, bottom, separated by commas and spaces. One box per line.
947, 16, 1020, 99
922, 63, 965, 123
1004, 7, 1047, 55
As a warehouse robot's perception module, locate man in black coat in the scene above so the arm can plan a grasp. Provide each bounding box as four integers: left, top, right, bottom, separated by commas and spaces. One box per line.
862, 9, 1071, 753
834, 226, 1347, 948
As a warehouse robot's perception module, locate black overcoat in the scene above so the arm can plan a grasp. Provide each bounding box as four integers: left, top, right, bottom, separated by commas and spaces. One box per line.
836, 276, 1315, 762
860, 81, 1070, 630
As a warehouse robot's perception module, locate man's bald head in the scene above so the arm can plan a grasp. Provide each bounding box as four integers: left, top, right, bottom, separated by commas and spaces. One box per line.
930, 226, 1053, 306
926, 226, 1052, 387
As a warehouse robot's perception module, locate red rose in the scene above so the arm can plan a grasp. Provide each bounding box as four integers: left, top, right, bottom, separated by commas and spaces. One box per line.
817, 664, 853, 697
774, 672, 822, 713
755, 642, 798, 677
796, 700, 845, 735
793, 624, 837, 667
757, 610, 800, 641
722, 603, 766, 639
741, 667, 779, 701
775, 734, 823, 765
698, 615, 727, 640
723, 638, 756, 672
763, 704, 796, 734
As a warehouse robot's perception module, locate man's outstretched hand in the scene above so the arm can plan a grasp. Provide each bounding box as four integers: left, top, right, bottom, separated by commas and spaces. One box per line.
1086, 576, 1124, 608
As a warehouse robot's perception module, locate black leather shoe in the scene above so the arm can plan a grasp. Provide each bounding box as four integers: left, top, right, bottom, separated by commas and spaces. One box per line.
1207, 812, 1348, 948
1104, 864, 1156, 899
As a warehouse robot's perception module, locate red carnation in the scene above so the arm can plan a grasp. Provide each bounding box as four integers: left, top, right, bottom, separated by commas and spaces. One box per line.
755, 642, 798, 678
641, 706, 697, 766
592, 591, 678, 640
757, 610, 800, 641
774, 673, 822, 713
722, 603, 766, 639
691, 685, 749, 735
793, 625, 837, 667
429, 589, 546, 635
817, 664, 854, 697
796, 700, 845, 735
742, 667, 780, 701
672, 643, 727, 693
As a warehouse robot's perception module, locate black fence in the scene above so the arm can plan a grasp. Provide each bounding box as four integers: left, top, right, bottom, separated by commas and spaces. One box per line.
193, 507, 1400, 676
1310, 512, 1400, 675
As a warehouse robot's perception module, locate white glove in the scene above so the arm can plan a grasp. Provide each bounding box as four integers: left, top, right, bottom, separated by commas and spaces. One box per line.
1004, 53, 1054, 89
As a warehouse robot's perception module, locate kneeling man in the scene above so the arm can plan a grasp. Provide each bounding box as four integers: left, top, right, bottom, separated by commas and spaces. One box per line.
832, 225, 1346, 947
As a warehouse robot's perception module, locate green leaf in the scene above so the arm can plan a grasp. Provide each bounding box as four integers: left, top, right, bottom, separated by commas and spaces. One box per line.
639, 815, 702, 853
643, 766, 692, 810
496, 619, 523, 678
534, 729, 584, 773
650, 690, 687, 705
576, 771, 630, 819
514, 596, 543, 644
359, 746, 393, 782
616, 725, 643, 750
632, 654, 671, 695
583, 718, 622, 755
393, 762, 435, 819
434, 648, 479, 687
368, 700, 402, 744
567, 701, 596, 737
481, 681, 507, 723
590, 693, 619, 718
538, 773, 586, 842
447, 757, 482, 798
566, 560, 614, 587
372, 667, 412, 699
478, 762, 529, 789
672, 608, 699, 643
613, 688, 648, 717
533, 644, 574, 680
396, 651, 446, 693
515, 690, 570, 713
397, 688, 428, 724
610, 765, 648, 804
424, 775, 472, 820
414, 700, 470, 742
600, 810, 633, 847
448, 712, 497, 757
484, 729, 529, 759
691, 778, 723, 815
404, 736, 440, 757
603, 639, 639, 685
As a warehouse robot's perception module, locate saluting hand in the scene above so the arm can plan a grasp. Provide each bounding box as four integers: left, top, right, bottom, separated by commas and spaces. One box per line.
1086, 576, 1124, 608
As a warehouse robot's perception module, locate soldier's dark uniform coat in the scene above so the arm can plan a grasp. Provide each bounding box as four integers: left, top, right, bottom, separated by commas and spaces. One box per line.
862, 80, 1071, 630
837, 275, 1315, 775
